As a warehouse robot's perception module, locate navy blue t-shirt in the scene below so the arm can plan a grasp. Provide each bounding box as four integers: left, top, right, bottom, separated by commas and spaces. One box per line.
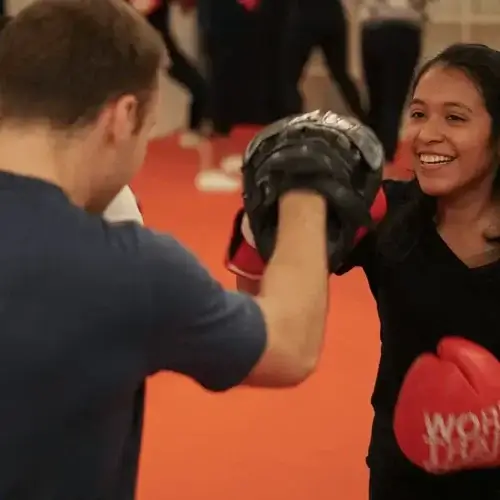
0, 172, 266, 499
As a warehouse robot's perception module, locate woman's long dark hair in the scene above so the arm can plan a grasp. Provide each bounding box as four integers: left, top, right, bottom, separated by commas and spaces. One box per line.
377, 43, 500, 260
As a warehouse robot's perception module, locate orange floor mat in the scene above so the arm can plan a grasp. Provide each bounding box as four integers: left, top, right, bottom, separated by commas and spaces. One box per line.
131, 131, 405, 500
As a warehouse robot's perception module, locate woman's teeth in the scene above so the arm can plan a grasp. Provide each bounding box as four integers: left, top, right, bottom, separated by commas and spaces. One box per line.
419, 154, 455, 165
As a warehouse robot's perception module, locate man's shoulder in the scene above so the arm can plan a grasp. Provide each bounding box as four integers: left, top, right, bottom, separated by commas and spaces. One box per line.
10, 207, 162, 285
43, 211, 146, 264
71, 218, 179, 282
96, 221, 215, 304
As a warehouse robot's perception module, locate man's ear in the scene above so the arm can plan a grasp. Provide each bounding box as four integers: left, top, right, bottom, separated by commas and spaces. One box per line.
110, 95, 139, 143
95, 95, 138, 146
95, 95, 139, 146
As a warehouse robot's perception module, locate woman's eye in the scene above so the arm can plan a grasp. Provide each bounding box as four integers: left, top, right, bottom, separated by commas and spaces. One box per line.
409, 110, 424, 119
446, 114, 465, 122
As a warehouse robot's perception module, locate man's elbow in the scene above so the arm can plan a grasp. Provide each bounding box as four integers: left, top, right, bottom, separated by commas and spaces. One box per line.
266, 354, 320, 387
243, 348, 320, 388
285, 353, 319, 385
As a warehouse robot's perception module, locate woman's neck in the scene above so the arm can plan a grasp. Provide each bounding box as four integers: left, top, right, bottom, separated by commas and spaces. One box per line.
436, 177, 495, 228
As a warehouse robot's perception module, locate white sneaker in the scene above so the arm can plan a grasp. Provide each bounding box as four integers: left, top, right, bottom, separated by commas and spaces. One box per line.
194, 170, 241, 192
220, 154, 243, 175
179, 131, 202, 148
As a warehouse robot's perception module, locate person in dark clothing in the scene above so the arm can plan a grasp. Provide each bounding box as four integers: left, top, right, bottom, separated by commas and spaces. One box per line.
281, 0, 366, 121
197, 0, 255, 137
147, 0, 208, 136
254, 0, 289, 122
360, 0, 429, 163
197, 0, 260, 169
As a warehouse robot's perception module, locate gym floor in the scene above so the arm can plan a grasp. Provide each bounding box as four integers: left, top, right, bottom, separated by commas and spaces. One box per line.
131, 130, 411, 500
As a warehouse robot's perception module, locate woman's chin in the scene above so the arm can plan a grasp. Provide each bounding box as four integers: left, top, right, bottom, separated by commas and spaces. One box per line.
416, 176, 455, 197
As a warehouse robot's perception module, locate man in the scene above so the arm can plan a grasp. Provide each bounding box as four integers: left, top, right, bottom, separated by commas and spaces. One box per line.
0, 0, 329, 498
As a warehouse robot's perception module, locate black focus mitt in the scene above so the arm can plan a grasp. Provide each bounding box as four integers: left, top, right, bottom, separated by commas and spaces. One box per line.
242, 110, 387, 273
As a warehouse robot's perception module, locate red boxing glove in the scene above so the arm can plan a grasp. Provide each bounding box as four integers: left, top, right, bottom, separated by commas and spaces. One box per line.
394, 337, 500, 474
225, 209, 265, 280
352, 186, 387, 243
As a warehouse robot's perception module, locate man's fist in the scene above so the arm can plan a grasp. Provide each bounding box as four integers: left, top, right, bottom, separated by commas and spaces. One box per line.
394, 337, 500, 474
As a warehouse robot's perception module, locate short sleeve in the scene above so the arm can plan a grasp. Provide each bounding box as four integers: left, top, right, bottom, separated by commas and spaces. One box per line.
126, 226, 267, 392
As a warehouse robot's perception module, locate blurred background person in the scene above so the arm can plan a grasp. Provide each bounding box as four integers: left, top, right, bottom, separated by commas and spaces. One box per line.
281, 0, 366, 121
253, 0, 289, 122
197, 0, 259, 172
359, 0, 434, 166
146, 0, 209, 148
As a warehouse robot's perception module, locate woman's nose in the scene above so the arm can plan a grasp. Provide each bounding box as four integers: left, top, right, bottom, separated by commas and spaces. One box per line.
416, 117, 444, 144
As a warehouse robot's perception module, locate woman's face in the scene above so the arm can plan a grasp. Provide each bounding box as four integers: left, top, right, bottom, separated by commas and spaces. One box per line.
403, 65, 496, 198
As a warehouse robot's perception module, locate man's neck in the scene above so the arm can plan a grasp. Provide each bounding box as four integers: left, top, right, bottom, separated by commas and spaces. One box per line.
0, 126, 90, 208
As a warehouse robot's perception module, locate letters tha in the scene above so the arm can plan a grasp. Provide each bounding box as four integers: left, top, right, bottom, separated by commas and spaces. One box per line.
422, 402, 500, 472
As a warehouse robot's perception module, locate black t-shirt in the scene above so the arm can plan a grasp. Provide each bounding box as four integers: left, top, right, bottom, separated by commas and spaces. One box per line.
0, 173, 266, 499
347, 180, 500, 496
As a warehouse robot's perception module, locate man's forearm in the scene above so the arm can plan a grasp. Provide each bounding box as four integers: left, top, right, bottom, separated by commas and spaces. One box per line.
257, 192, 329, 365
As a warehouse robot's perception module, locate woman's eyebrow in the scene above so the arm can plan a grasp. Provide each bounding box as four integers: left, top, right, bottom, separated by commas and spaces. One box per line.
409, 98, 473, 113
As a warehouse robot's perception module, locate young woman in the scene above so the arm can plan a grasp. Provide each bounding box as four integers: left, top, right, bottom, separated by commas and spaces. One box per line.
226, 43, 500, 498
